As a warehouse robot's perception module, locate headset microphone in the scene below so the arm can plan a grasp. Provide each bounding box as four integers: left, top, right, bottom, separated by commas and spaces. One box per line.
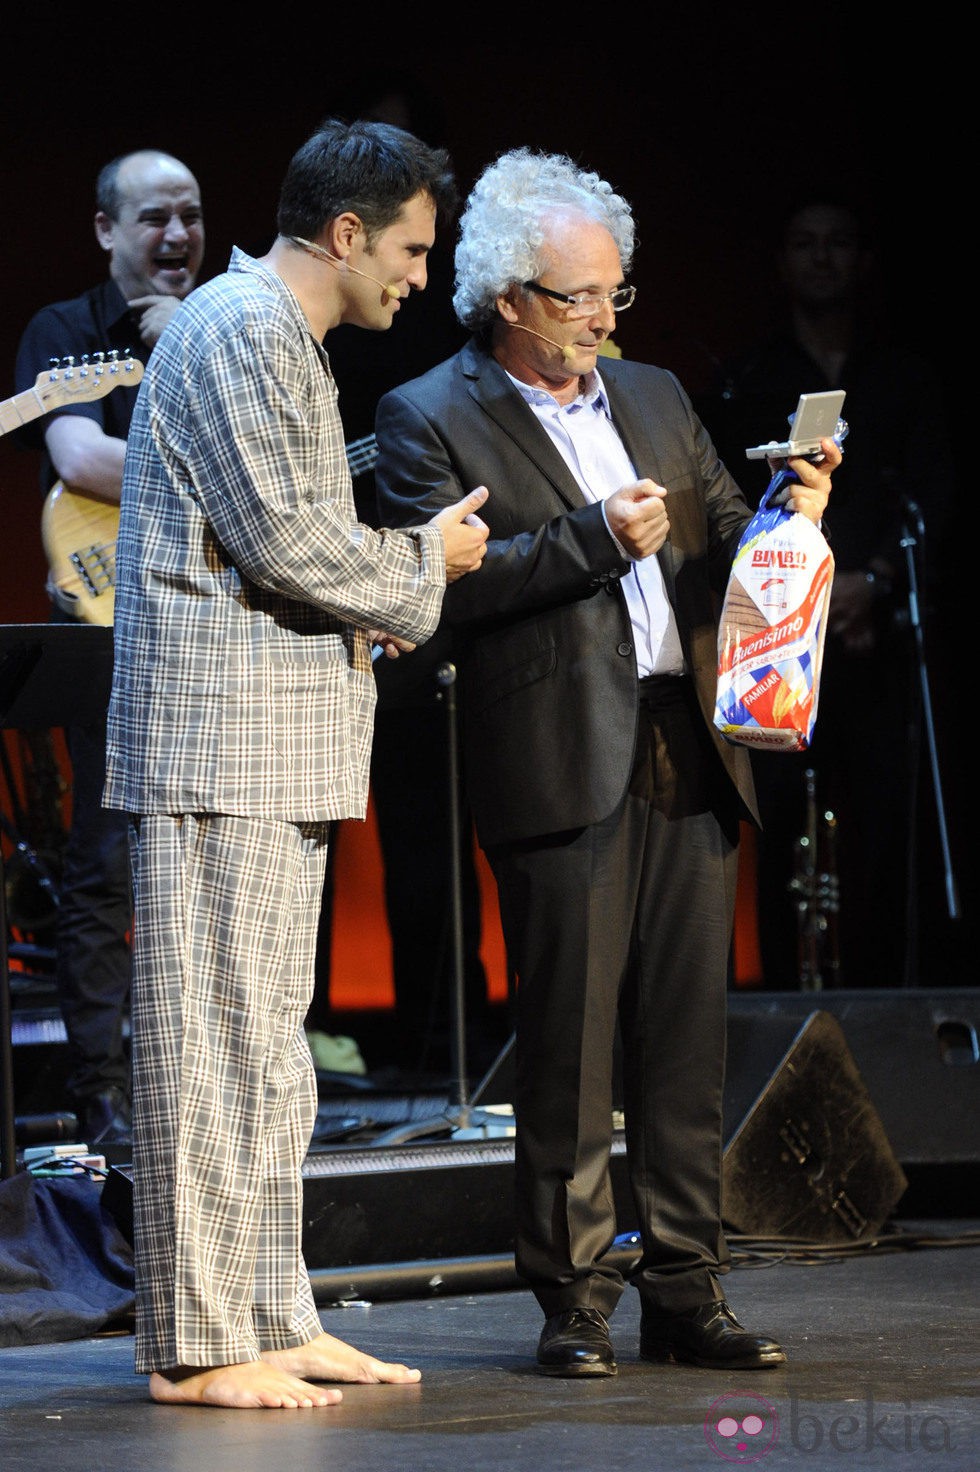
350, 270, 401, 302
368, 276, 402, 302
287, 235, 402, 300
510, 321, 576, 364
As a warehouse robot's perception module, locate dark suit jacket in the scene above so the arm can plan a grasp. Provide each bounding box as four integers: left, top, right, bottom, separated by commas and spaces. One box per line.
375, 337, 759, 848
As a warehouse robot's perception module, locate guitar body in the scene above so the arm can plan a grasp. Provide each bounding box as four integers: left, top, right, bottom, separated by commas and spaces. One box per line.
41, 482, 118, 626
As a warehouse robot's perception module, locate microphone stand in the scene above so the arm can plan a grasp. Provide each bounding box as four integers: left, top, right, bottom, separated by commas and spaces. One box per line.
370, 662, 508, 1146
901, 498, 960, 941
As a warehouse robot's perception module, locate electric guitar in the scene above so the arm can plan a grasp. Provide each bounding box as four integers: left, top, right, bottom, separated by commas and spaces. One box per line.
41, 429, 381, 626
15, 354, 145, 624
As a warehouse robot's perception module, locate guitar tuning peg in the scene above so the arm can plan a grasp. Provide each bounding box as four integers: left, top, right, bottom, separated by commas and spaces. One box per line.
60, 355, 76, 375
92, 351, 105, 363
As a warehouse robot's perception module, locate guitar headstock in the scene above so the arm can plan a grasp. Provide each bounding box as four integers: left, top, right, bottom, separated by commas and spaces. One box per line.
34, 352, 144, 411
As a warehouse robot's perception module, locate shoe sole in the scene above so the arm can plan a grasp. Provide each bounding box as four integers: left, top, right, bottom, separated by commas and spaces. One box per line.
537, 1360, 618, 1378
640, 1345, 786, 1370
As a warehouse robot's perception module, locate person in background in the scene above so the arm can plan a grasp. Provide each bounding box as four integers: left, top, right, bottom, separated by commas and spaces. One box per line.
375, 147, 838, 1377
13, 149, 206, 1145
102, 118, 489, 1409
702, 196, 955, 991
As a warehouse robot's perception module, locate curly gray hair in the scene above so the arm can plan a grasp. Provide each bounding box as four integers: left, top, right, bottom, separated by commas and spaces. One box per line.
453, 148, 636, 331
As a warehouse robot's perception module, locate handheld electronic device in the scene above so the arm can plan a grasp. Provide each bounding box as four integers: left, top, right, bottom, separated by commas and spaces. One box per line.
745, 389, 847, 460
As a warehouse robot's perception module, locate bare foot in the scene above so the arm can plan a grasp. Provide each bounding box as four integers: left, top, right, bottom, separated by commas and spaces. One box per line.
261, 1330, 422, 1384
149, 1362, 344, 1409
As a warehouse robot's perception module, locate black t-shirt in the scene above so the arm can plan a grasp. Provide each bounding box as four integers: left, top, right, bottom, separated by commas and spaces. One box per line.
14, 278, 149, 492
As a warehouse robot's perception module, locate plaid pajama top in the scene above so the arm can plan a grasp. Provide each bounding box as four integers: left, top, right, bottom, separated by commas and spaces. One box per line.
104, 248, 445, 822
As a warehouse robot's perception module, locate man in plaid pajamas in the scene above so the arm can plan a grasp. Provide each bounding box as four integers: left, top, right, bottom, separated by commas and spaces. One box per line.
103, 118, 489, 1409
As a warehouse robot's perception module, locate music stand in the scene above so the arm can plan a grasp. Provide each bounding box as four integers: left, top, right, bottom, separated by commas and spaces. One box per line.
370, 661, 509, 1147
0, 623, 114, 1179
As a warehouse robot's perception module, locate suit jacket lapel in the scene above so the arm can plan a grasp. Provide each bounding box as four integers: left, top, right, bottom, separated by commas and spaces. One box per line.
459, 339, 589, 511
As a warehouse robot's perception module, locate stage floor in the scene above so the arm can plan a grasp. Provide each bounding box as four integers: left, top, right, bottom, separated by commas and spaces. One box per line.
0, 1218, 977, 1472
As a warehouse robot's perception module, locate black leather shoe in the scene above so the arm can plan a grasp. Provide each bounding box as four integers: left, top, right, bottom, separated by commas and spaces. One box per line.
81, 1086, 132, 1146
537, 1307, 617, 1377
640, 1301, 786, 1370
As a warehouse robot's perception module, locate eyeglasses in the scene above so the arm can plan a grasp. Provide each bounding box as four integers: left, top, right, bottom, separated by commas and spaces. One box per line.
524, 280, 637, 319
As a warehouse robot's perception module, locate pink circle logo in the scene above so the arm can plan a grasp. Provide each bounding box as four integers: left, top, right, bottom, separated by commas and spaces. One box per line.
704, 1392, 780, 1462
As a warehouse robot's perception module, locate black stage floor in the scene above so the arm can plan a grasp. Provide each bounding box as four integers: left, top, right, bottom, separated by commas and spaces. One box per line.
0, 1218, 977, 1471
3, 986, 979, 1467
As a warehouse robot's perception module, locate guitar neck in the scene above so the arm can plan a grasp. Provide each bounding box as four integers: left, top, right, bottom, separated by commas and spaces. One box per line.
4, 355, 145, 442
0, 384, 54, 437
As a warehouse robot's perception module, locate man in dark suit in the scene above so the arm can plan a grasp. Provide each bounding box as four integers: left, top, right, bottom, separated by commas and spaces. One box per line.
375, 147, 839, 1377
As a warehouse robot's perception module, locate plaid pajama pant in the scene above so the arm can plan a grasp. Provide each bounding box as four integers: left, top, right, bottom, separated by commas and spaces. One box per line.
127, 813, 329, 1373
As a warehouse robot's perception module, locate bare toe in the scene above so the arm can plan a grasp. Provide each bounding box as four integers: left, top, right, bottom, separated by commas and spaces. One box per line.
149, 1363, 345, 1409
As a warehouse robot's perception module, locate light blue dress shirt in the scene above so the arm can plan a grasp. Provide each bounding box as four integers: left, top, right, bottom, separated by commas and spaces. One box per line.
508, 368, 686, 679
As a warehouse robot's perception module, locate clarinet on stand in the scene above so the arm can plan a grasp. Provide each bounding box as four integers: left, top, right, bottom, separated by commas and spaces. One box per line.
789, 767, 841, 991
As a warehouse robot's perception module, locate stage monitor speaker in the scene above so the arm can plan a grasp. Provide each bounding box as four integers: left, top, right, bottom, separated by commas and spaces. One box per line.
728, 988, 980, 1215
721, 1009, 908, 1242
445, 1009, 909, 1246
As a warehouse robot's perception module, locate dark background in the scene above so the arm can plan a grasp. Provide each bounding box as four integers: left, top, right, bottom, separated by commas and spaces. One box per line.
2, 15, 972, 986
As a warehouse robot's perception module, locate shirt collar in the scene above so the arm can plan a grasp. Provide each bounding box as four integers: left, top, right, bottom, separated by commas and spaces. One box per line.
228, 245, 332, 367
506, 365, 610, 413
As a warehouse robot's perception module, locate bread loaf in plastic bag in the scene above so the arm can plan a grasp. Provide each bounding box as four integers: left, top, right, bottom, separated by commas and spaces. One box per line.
714, 467, 834, 751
